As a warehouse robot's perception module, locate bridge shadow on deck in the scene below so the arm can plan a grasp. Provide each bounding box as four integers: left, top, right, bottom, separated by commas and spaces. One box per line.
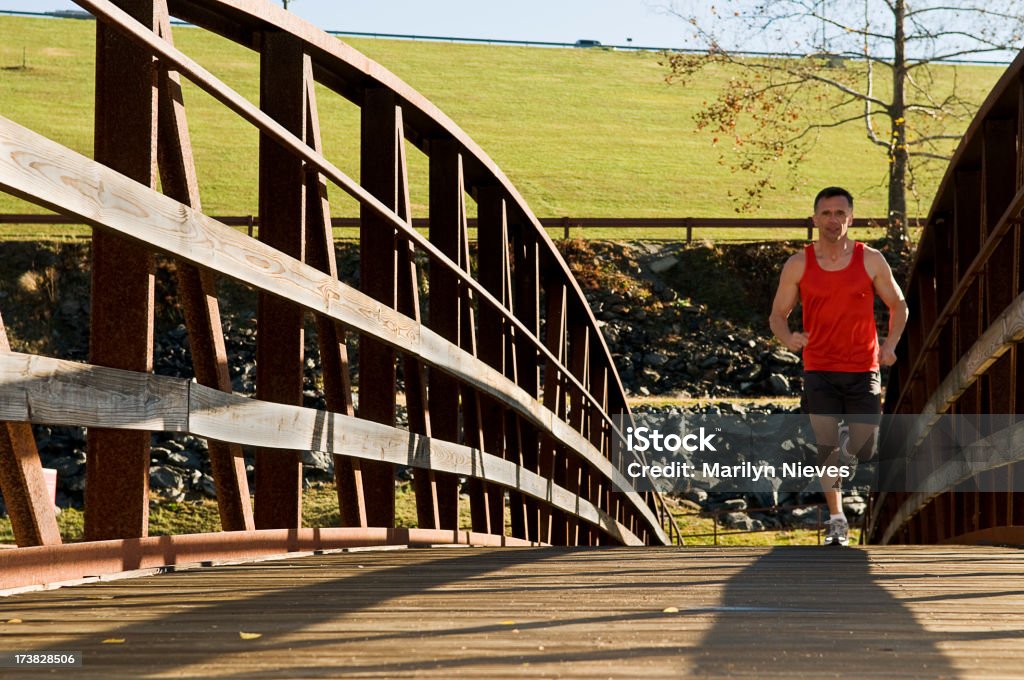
3, 546, 969, 678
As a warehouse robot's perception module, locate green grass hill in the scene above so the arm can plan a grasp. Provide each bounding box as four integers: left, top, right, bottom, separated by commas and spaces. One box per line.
0, 14, 1006, 225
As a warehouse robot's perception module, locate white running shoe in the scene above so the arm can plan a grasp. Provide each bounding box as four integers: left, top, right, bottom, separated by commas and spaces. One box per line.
824, 516, 850, 546
837, 425, 858, 479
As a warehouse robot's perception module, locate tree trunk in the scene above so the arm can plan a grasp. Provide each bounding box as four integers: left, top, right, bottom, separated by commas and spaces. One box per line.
888, 0, 910, 243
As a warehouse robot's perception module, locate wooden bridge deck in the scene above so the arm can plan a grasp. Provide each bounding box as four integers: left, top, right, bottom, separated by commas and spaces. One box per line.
1, 545, 1023, 678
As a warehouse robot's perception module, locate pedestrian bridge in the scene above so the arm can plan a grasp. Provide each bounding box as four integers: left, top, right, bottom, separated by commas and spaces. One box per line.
2, 0, 1024, 675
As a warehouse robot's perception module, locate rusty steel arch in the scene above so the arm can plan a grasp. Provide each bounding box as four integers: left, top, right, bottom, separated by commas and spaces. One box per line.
0, 0, 680, 585
870, 48, 1024, 546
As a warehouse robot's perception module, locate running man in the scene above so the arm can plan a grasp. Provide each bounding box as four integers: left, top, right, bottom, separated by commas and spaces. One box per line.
769, 187, 909, 546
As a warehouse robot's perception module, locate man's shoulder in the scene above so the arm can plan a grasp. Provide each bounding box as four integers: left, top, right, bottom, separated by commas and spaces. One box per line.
860, 242, 883, 258
785, 248, 807, 267
780, 248, 807, 280
782, 246, 806, 262
860, 243, 891, 273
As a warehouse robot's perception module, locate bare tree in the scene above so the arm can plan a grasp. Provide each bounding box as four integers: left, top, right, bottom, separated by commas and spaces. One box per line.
665, 1, 1024, 241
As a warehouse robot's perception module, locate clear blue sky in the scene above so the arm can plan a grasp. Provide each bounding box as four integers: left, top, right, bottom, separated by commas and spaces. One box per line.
0, 1, 701, 49
1, 1, 1018, 61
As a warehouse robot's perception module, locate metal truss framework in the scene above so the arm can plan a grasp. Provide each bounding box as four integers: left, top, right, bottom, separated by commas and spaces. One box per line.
871, 49, 1024, 546
0, 0, 681, 584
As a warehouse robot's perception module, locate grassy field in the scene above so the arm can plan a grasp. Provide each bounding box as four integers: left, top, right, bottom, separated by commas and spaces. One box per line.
0, 15, 1005, 225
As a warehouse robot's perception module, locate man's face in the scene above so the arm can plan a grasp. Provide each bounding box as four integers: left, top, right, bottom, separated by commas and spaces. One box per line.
813, 195, 853, 243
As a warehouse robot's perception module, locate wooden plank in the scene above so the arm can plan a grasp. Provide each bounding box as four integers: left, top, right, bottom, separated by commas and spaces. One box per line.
0, 353, 188, 431
197, 383, 636, 539
0, 117, 666, 545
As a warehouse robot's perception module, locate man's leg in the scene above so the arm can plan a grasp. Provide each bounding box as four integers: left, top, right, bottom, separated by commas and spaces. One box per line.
803, 372, 849, 545
846, 422, 878, 462
809, 414, 842, 515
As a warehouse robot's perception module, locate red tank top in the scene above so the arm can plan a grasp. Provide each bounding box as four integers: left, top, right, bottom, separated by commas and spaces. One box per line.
799, 242, 879, 372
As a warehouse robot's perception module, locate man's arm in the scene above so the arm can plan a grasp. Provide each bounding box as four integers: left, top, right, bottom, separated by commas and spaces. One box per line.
769, 254, 808, 352
867, 249, 909, 367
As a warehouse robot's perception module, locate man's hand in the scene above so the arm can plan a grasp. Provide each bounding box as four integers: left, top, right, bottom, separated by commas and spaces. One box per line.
786, 332, 809, 353
879, 341, 897, 367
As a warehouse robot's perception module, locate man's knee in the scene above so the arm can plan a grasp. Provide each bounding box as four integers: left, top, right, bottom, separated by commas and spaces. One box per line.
816, 444, 838, 465
848, 429, 877, 462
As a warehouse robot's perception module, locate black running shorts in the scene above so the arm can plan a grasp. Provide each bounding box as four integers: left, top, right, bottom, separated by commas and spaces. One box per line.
801, 370, 882, 424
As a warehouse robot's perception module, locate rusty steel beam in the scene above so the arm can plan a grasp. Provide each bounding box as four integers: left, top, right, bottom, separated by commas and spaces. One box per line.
567, 316, 592, 546
512, 226, 541, 542
426, 138, 468, 531
254, 30, 306, 530
541, 282, 568, 545
0, 527, 542, 593
458, 210, 502, 536
351, 87, 401, 528
85, 0, 158, 542
0, 310, 60, 547
154, 11, 253, 532
298, 57, 358, 527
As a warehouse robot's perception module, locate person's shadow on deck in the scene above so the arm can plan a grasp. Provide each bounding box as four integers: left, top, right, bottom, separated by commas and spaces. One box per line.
688, 546, 958, 678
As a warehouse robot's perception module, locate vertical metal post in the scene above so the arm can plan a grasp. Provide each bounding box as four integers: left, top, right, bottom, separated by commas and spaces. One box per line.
299, 59, 358, 522
254, 30, 306, 529
426, 138, 467, 529
477, 187, 513, 536
352, 87, 401, 527
86, 0, 157, 541
513, 226, 541, 541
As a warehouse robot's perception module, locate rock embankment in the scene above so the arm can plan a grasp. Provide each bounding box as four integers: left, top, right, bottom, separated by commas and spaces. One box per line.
0, 239, 908, 517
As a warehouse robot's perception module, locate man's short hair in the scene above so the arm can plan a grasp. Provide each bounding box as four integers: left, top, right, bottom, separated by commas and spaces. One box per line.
814, 186, 854, 211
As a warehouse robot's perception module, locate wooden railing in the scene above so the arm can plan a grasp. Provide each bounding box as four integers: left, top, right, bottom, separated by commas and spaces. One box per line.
0, 213, 899, 242
0, 0, 679, 588
869, 45, 1024, 546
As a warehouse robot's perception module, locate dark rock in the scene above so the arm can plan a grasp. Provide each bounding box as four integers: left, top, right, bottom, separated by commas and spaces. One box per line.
769, 374, 791, 395
150, 465, 184, 493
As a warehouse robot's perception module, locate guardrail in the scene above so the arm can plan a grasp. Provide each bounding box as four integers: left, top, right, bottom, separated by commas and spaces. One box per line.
870, 44, 1024, 546
0, 213, 901, 241
0, 0, 681, 588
